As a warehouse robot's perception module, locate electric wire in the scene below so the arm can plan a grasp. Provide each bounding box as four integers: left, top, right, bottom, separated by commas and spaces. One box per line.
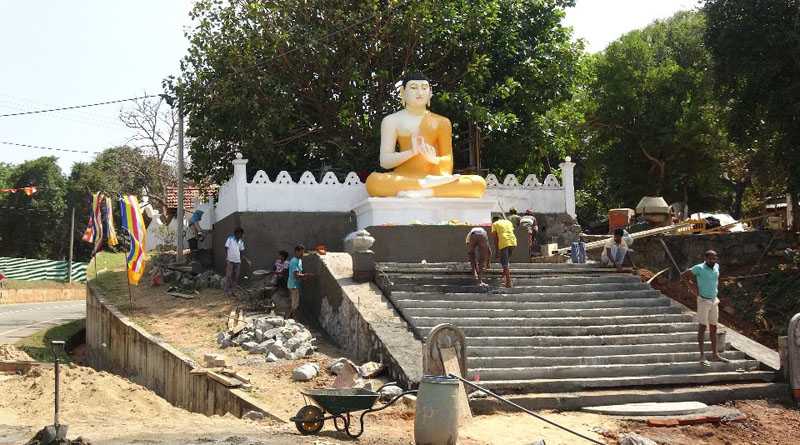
0, 141, 101, 155
0, 95, 158, 118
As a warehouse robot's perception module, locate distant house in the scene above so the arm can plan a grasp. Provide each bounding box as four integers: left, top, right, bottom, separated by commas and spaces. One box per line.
164, 185, 218, 221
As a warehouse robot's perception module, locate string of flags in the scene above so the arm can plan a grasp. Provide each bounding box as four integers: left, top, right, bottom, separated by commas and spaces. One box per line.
81, 192, 147, 285
0, 186, 37, 196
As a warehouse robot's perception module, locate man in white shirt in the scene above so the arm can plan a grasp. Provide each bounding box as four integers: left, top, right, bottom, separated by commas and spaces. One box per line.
223, 228, 246, 296
601, 228, 632, 271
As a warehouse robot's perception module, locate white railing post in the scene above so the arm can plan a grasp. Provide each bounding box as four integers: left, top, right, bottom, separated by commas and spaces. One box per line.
560, 156, 576, 218
232, 153, 248, 212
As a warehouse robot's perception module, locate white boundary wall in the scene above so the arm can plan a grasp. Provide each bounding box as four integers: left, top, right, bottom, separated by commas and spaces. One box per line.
207, 153, 576, 222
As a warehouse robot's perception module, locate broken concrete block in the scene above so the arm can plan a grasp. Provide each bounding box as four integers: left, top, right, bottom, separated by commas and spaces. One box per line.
243, 410, 265, 421
292, 363, 320, 381
203, 353, 226, 368
258, 339, 275, 351
329, 358, 357, 374
242, 341, 259, 353
618, 433, 657, 445
295, 345, 314, 358
216, 332, 232, 349
379, 385, 403, 401
265, 352, 279, 363
263, 327, 282, 340
269, 342, 289, 359
265, 317, 285, 327
401, 394, 417, 411
359, 361, 384, 378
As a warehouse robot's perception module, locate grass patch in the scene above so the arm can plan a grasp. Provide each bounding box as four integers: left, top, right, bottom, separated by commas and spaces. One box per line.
87, 251, 128, 279
16, 319, 85, 363
88, 251, 138, 312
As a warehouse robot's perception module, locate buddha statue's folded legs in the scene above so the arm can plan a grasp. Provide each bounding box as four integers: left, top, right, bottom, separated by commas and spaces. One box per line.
366, 172, 486, 198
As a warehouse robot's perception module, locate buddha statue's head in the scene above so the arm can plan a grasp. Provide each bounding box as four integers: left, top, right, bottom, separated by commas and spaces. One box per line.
400, 71, 431, 110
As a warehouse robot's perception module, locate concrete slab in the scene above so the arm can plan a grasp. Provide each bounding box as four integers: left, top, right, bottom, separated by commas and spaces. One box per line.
583, 401, 708, 416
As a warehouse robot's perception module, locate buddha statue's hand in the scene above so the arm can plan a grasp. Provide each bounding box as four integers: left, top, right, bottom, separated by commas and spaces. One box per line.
412, 134, 440, 165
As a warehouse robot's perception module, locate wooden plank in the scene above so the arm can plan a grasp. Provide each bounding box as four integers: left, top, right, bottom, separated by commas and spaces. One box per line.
214, 381, 227, 416
207, 370, 242, 388
440, 347, 473, 425
206, 376, 216, 417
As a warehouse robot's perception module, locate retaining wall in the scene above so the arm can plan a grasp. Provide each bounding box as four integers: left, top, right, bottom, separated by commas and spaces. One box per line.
367, 213, 580, 263
85, 285, 273, 419
0, 287, 85, 304
590, 230, 798, 272
212, 211, 356, 274
301, 253, 423, 387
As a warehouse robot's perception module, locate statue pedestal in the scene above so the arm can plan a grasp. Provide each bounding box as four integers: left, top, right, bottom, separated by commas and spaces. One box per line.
354, 197, 495, 230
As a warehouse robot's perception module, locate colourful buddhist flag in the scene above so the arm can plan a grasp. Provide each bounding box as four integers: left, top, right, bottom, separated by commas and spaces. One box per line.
120, 195, 147, 285
103, 196, 119, 247
81, 192, 105, 256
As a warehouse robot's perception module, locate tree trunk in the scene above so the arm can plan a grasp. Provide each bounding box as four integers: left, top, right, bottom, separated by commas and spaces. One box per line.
730, 181, 747, 220
789, 188, 799, 232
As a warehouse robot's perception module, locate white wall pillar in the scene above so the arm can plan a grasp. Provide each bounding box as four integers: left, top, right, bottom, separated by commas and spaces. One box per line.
559, 156, 576, 219
232, 153, 248, 212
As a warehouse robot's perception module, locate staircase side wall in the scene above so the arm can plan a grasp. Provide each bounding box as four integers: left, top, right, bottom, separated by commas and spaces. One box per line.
302, 253, 423, 388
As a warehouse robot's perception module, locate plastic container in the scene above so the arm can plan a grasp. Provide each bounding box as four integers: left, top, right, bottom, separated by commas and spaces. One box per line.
608, 208, 635, 233
414, 375, 459, 445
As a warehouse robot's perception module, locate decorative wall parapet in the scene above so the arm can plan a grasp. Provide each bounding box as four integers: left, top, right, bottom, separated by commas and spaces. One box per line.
208, 156, 577, 222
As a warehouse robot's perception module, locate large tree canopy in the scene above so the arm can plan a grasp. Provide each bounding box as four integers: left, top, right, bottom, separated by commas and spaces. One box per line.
584, 11, 735, 213
0, 157, 68, 259
171, 0, 581, 184
703, 0, 800, 227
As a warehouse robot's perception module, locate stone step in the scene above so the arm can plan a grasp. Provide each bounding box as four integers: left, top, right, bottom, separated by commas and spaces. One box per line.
390, 289, 662, 303
469, 351, 746, 368
402, 305, 684, 319
465, 332, 715, 347
469, 342, 723, 357
379, 262, 610, 271
474, 359, 760, 381
418, 322, 698, 338
469, 383, 789, 411
412, 314, 694, 328
390, 282, 648, 294
385, 274, 640, 286
395, 297, 674, 311
478, 370, 776, 393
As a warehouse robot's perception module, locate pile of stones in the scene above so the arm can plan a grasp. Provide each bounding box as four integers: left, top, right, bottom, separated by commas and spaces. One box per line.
216, 316, 316, 361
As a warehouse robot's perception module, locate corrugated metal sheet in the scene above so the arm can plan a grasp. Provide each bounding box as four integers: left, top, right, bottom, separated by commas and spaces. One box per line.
0, 256, 87, 282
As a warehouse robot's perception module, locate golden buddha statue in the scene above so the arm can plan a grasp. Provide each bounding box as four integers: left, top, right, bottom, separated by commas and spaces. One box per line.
365, 72, 486, 198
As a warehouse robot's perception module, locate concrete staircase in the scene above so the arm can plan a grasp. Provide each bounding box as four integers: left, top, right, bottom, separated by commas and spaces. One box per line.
376, 262, 785, 408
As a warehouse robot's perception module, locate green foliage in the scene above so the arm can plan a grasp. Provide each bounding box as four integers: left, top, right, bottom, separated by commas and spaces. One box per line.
16, 319, 85, 363
171, 0, 581, 184
586, 11, 736, 214
0, 157, 68, 260
703, 0, 800, 223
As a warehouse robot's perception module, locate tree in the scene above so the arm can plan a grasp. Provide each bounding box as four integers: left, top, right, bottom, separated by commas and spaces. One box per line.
586, 11, 736, 212
169, 0, 581, 185
0, 157, 67, 259
703, 0, 800, 229
119, 97, 179, 215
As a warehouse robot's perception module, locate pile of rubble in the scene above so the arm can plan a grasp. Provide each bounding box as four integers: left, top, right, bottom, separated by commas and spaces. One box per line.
216, 316, 316, 361
149, 254, 224, 290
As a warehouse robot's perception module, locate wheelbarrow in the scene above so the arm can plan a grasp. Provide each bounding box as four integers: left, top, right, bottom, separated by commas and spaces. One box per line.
291, 382, 417, 438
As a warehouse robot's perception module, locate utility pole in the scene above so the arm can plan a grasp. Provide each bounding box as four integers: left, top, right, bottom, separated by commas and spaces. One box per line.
176, 99, 186, 264
67, 207, 75, 283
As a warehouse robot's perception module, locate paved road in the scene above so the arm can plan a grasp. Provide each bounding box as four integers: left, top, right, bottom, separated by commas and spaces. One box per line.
0, 300, 85, 343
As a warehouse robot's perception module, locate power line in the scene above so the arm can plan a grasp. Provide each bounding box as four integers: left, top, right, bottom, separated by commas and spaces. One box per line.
0, 141, 100, 155
0, 95, 158, 118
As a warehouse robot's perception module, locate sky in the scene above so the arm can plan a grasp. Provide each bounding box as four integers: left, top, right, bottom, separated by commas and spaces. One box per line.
0, 0, 699, 175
